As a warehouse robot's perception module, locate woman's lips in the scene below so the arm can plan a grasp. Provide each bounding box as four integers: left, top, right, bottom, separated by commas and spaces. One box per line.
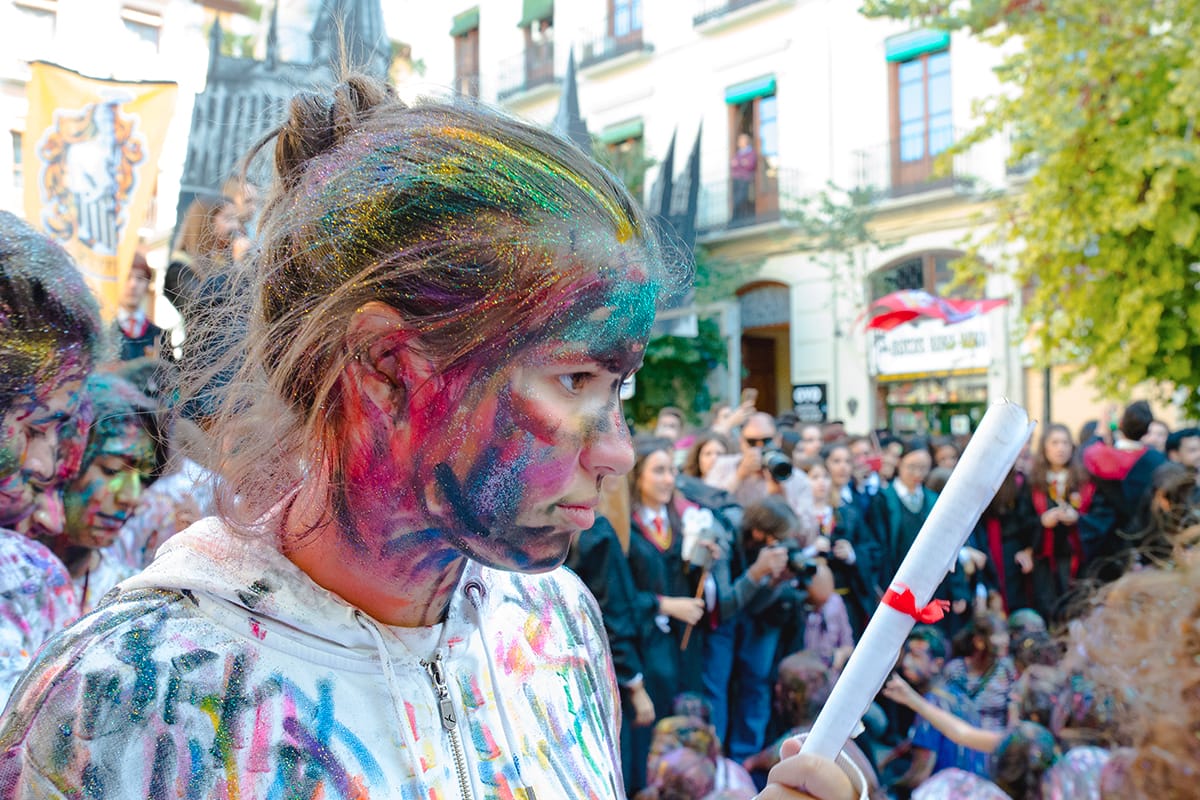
555, 502, 597, 531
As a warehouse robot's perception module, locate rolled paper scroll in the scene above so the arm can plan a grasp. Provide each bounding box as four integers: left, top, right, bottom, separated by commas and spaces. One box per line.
800, 401, 1033, 761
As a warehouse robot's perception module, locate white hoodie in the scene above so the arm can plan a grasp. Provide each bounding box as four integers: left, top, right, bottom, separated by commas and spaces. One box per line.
0, 518, 623, 799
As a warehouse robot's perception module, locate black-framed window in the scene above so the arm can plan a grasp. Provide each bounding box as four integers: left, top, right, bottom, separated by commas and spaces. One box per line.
11, 130, 23, 189
869, 250, 981, 301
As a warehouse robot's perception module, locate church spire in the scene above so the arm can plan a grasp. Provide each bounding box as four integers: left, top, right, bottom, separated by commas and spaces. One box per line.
310, 0, 391, 78
553, 49, 590, 152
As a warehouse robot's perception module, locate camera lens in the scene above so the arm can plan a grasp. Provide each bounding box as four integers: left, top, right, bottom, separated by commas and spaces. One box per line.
762, 448, 792, 482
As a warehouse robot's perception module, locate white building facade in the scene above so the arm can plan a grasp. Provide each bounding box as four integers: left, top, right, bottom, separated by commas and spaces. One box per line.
0, 0, 272, 337
409, 0, 1028, 436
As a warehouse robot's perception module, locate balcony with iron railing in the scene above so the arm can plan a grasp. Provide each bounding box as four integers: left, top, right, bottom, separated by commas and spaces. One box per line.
697, 166, 807, 235
578, 14, 652, 70
852, 127, 980, 199
497, 38, 557, 101
693, 0, 792, 28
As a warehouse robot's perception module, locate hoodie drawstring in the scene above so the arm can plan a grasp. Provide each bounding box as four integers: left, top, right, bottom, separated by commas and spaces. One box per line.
353, 610, 422, 762
464, 578, 534, 796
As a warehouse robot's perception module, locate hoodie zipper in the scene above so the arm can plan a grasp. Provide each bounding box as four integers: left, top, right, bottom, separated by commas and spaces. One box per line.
422, 653, 475, 800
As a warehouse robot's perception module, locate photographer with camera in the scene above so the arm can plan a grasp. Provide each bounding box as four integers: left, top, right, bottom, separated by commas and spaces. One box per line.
705, 412, 817, 534
720, 496, 820, 765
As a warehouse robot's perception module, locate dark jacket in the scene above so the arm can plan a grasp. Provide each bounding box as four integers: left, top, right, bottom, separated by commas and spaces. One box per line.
565, 517, 642, 687
866, 485, 970, 605
1081, 441, 1166, 575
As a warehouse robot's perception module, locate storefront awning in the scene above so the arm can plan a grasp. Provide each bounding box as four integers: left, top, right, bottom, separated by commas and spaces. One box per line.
518, 0, 552, 27
724, 75, 775, 106
597, 118, 644, 145
875, 367, 988, 383
885, 29, 950, 62
450, 7, 480, 37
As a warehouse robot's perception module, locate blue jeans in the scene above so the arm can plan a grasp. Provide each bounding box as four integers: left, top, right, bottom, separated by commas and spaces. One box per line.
701, 618, 737, 745
728, 616, 783, 761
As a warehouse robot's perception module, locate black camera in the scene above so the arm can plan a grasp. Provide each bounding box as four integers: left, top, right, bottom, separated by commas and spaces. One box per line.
762, 445, 793, 482
785, 545, 820, 581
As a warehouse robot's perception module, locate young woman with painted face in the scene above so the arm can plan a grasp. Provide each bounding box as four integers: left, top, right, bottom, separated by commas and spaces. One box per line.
2, 79, 865, 800
0, 212, 99, 706
55, 374, 158, 613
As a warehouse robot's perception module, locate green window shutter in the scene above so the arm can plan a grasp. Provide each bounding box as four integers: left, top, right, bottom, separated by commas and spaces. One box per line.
885, 29, 950, 62
724, 75, 776, 106
598, 119, 644, 145
450, 7, 480, 37
518, 0, 553, 27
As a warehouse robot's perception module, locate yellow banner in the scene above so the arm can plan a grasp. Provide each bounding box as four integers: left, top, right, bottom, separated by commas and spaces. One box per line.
22, 61, 177, 319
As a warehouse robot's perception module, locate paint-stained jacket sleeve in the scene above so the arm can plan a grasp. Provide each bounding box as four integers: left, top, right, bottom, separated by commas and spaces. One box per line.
0, 591, 182, 800
0, 533, 80, 710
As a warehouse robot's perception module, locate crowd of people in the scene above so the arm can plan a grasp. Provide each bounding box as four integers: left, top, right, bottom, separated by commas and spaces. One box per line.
578, 400, 1199, 798
0, 69, 1199, 800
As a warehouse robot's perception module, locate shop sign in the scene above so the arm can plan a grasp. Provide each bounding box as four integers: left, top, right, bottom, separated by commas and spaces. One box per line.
871, 316, 991, 376
792, 383, 828, 423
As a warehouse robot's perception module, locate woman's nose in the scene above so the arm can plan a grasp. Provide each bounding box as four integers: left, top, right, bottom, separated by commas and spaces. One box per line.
22, 432, 58, 483
30, 485, 65, 537
581, 407, 635, 478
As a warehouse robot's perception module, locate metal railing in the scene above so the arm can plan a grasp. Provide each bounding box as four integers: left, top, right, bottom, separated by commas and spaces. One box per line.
578, 18, 651, 69
697, 166, 807, 233
852, 127, 979, 198
497, 39, 556, 100
693, 0, 770, 26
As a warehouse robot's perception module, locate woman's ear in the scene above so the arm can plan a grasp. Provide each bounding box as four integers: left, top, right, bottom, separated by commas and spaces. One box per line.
344, 302, 436, 421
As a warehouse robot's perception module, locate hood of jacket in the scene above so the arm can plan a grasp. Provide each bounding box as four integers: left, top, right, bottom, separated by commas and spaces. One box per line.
1082, 442, 1146, 482
121, 517, 480, 659
3, 517, 623, 800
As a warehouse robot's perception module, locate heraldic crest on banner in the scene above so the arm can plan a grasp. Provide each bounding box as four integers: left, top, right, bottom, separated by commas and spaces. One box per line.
35, 94, 146, 257
22, 61, 177, 317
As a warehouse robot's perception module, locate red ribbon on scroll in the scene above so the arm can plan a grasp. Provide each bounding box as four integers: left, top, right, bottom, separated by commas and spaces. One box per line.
881, 584, 950, 624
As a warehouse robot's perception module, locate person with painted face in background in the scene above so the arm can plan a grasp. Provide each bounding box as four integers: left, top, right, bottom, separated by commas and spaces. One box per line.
13, 391, 92, 547
0, 77, 865, 800
54, 374, 158, 613
0, 212, 99, 706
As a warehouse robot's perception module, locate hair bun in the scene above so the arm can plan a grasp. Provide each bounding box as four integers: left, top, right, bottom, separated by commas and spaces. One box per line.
273, 74, 398, 189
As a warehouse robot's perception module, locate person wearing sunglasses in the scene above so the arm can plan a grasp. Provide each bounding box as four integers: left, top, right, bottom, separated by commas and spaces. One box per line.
704, 412, 817, 536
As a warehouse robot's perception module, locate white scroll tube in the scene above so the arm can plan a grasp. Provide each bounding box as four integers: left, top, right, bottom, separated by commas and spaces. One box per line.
800, 401, 1033, 761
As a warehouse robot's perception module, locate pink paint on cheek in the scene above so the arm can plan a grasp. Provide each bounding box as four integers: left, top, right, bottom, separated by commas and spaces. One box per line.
519, 451, 576, 496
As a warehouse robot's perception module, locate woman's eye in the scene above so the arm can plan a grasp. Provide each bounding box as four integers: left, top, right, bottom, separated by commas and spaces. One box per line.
558, 372, 593, 393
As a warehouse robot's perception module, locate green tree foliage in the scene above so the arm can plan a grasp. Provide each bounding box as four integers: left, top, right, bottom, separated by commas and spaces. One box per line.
863, 0, 1200, 413
693, 246, 760, 306
626, 317, 727, 429
592, 137, 655, 203
785, 182, 883, 257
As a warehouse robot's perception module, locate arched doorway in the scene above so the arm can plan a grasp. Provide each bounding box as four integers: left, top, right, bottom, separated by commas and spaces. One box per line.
738, 281, 791, 416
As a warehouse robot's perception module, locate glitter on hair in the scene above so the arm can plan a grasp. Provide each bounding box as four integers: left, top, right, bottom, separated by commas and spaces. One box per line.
0, 211, 103, 418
